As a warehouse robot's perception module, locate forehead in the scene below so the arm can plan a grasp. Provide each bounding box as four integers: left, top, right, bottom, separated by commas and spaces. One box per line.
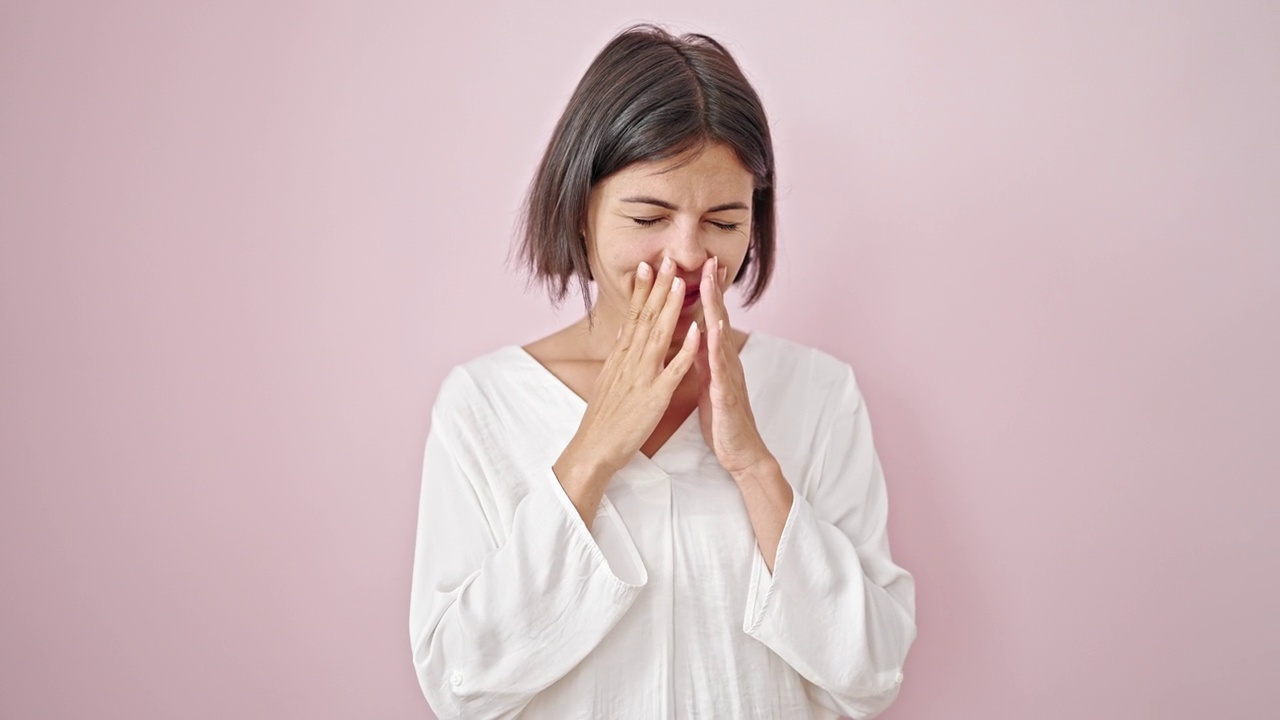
601, 142, 754, 199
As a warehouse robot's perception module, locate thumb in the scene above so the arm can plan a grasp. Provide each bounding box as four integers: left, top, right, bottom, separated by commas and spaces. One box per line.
694, 340, 710, 385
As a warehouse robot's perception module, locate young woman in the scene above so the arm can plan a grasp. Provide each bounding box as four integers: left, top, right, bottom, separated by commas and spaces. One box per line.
410, 24, 917, 719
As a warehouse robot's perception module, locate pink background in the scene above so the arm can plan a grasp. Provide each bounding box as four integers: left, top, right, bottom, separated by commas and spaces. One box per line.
2, 2, 1276, 718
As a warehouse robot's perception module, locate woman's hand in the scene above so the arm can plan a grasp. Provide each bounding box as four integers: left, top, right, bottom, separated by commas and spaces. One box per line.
554, 256, 700, 518
695, 256, 774, 477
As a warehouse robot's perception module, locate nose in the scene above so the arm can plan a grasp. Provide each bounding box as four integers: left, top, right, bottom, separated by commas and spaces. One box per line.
664, 220, 710, 278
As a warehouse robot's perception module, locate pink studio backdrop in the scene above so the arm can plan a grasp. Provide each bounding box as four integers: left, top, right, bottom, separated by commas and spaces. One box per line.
2, 2, 1276, 718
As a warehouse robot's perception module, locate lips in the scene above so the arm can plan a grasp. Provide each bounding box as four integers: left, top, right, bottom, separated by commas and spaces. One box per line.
682, 286, 700, 308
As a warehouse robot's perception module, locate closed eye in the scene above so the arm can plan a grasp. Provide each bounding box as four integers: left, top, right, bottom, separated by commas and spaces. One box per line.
631, 217, 741, 232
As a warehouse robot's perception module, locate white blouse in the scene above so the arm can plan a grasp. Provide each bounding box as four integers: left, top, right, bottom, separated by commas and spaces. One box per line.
409, 330, 917, 719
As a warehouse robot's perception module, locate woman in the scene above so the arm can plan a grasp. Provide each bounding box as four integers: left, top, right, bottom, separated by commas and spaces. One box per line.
410, 24, 916, 720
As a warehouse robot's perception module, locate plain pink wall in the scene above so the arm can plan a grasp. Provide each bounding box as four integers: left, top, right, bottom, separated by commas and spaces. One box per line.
2, 1, 1276, 718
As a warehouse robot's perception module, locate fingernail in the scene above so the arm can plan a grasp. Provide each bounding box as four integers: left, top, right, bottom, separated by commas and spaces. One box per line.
637, 262, 651, 280
660, 256, 673, 273
719, 266, 727, 284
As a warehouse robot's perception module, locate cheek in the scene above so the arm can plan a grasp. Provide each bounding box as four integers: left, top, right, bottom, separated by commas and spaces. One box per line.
597, 234, 657, 271
709, 234, 750, 265
600, 251, 647, 282
591, 242, 647, 295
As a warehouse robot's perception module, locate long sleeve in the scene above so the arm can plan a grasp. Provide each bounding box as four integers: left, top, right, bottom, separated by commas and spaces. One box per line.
742, 363, 918, 720
408, 368, 648, 719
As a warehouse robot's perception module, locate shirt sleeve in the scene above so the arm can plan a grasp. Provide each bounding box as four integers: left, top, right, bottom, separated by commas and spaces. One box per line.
409, 370, 648, 719
742, 363, 918, 720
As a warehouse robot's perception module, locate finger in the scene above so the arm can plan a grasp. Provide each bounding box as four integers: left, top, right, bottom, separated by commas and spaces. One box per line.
714, 257, 732, 327
693, 328, 710, 386
657, 319, 699, 391
619, 260, 654, 350
714, 265, 747, 373
702, 255, 717, 297
701, 257, 724, 344
645, 272, 687, 365
716, 318, 731, 367
710, 256, 746, 382
708, 316, 726, 375
692, 259, 712, 383
635, 256, 676, 351
713, 258, 737, 355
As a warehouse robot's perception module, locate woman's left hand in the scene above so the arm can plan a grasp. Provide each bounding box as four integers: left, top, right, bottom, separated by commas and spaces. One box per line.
695, 256, 775, 478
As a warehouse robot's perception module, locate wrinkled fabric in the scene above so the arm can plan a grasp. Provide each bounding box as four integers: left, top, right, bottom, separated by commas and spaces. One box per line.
409, 331, 916, 719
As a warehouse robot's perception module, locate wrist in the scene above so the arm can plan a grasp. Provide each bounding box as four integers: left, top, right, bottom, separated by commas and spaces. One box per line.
729, 452, 781, 486
554, 440, 617, 495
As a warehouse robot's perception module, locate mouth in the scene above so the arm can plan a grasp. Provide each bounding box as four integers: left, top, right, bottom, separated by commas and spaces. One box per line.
682, 287, 700, 310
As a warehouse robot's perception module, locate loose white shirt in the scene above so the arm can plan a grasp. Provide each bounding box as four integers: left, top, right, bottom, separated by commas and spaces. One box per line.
409, 330, 917, 719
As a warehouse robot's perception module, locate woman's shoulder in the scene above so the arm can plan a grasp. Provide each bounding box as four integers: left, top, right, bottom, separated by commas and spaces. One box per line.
743, 332, 868, 473
430, 343, 531, 413
745, 330, 860, 395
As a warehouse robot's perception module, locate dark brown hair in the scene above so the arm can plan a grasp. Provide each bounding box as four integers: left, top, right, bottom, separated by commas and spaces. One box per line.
513, 23, 777, 316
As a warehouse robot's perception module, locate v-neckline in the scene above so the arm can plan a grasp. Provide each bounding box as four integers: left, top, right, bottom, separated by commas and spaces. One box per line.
510, 331, 759, 469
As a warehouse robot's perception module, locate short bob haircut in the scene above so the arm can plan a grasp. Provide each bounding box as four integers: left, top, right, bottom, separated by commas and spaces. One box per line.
515, 23, 777, 317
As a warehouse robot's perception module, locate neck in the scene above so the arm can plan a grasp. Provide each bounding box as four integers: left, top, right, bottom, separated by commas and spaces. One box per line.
577, 306, 707, 362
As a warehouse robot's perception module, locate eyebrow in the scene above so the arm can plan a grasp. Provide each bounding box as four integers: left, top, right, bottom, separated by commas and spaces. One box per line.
619, 196, 749, 213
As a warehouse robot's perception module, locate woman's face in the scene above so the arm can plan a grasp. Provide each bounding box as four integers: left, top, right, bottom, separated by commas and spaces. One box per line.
584, 141, 754, 341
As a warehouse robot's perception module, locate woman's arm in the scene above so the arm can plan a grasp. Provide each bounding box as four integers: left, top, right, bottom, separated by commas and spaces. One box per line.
408, 370, 647, 719
730, 456, 793, 572
740, 364, 917, 720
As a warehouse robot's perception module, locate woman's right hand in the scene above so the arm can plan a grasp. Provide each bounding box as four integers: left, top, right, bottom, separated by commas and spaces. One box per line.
553, 256, 701, 526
